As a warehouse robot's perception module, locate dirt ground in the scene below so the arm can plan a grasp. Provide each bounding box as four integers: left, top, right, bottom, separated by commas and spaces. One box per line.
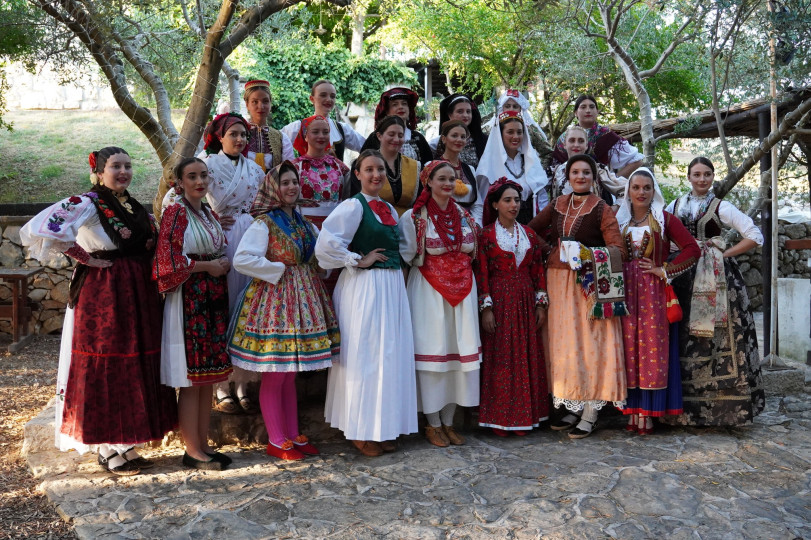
0, 335, 75, 539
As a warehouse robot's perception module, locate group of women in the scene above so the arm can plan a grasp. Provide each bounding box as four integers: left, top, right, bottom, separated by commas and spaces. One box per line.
20, 80, 765, 475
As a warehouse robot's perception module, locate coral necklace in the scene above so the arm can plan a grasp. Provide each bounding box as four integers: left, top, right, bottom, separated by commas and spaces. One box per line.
427, 198, 462, 251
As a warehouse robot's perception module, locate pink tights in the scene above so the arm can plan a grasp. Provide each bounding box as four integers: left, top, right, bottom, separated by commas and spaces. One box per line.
260, 372, 299, 447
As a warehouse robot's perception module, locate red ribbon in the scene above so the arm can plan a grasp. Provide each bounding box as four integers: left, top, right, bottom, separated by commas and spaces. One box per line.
368, 200, 397, 226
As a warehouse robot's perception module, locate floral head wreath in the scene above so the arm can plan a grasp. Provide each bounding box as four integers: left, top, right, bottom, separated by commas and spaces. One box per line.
482, 177, 524, 227
498, 110, 524, 125
506, 89, 520, 98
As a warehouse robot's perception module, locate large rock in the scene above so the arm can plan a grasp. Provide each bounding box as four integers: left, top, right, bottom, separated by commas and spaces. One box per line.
784, 223, 807, 240
49, 281, 70, 305
2, 225, 21, 244
743, 268, 762, 287
40, 314, 64, 334
0, 240, 24, 267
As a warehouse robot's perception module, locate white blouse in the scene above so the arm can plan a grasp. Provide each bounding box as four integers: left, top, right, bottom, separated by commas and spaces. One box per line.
232, 217, 320, 285
665, 197, 764, 245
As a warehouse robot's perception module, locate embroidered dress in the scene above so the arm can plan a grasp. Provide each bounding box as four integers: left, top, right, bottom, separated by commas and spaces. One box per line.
155, 201, 232, 387
315, 193, 418, 442
474, 222, 549, 430
228, 210, 339, 371
292, 154, 349, 229
528, 194, 627, 412
282, 117, 366, 162
20, 190, 177, 454
400, 205, 481, 415
245, 122, 295, 172
663, 194, 766, 426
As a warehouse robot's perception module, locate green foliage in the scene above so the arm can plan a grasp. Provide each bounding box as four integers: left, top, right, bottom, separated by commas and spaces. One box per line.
241, 38, 416, 128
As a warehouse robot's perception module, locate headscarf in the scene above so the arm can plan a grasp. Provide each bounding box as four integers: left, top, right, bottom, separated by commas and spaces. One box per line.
615, 166, 666, 232
203, 112, 251, 155
485, 89, 546, 140
482, 177, 523, 227
413, 160, 455, 215
374, 87, 419, 130
250, 161, 318, 217
475, 111, 548, 202
292, 115, 331, 157
438, 93, 486, 157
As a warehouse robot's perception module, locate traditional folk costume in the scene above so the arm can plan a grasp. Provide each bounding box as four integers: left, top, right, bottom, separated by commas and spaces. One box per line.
154, 199, 232, 388
282, 118, 365, 162
315, 193, 418, 442
347, 153, 422, 218
362, 87, 434, 165
528, 192, 627, 426
484, 89, 551, 167
245, 121, 295, 173
399, 161, 482, 437
475, 111, 549, 226
664, 192, 765, 426
614, 169, 700, 418
228, 164, 339, 457
475, 179, 550, 431
550, 162, 626, 206
429, 94, 488, 168
21, 186, 177, 454
552, 121, 642, 172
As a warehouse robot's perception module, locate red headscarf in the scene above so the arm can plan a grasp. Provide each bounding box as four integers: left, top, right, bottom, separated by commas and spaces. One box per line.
203, 113, 251, 155
374, 87, 419, 130
293, 115, 331, 157
413, 160, 453, 215
482, 177, 523, 227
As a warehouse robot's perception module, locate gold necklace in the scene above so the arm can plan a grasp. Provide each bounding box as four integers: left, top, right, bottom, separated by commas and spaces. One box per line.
115, 192, 134, 214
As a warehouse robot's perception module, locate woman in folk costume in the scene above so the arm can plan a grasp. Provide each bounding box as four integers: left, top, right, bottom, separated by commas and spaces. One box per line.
361, 87, 433, 165
551, 94, 643, 178
228, 162, 340, 460
242, 79, 295, 172
549, 125, 627, 206
475, 179, 550, 436
348, 115, 422, 217
615, 168, 700, 434
164, 112, 265, 414
399, 160, 481, 447
664, 157, 765, 426
316, 150, 418, 457
528, 154, 627, 439
435, 120, 479, 212
282, 79, 366, 162
429, 93, 487, 168
485, 89, 552, 168
154, 158, 233, 470
20, 147, 177, 476
474, 110, 549, 225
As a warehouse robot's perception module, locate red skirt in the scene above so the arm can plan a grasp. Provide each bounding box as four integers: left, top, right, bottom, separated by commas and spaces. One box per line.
61, 255, 178, 446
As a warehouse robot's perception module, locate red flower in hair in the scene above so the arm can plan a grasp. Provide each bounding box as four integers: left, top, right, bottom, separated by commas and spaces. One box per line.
88, 152, 97, 172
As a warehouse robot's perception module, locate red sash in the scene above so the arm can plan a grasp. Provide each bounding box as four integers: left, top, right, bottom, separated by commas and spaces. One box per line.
419, 251, 472, 307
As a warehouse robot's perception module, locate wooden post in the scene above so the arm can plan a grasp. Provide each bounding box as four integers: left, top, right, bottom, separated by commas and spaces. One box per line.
758, 110, 771, 356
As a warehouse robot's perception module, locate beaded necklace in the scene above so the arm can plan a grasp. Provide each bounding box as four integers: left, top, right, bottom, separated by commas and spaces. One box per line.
427, 198, 462, 251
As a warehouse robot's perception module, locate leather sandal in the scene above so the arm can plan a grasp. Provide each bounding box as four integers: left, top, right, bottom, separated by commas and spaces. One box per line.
425, 426, 450, 447
568, 419, 597, 439
98, 451, 141, 476
123, 447, 155, 469
238, 395, 257, 414
442, 425, 465, 445
379, 440, 396, 453
351, 440, 382, 457
213, 395, 240, 414
550, 413, 581, 431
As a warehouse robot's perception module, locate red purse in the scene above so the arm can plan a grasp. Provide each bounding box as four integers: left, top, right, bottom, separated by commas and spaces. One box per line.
665, 284, 683, 323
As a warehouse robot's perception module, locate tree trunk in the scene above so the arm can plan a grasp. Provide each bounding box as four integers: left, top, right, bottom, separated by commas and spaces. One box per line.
350, 3, 366, 56
222, 60, 242, 115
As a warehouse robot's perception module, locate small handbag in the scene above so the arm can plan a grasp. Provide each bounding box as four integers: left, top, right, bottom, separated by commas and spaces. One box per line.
665, 284, 683, 323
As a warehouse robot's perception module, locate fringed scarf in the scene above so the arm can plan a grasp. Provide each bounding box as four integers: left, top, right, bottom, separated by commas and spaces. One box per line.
575, 244, 627, 319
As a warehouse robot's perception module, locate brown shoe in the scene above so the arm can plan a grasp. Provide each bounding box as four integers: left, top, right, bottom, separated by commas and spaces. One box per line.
351, 440, 382, 457
442, 425, 465, 445
379, 440, 396, 453
425, 426, 450, 447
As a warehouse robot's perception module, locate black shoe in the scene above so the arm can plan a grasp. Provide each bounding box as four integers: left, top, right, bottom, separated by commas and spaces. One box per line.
568, 419, 597, 439
550, 414, 581, 431
206, 451, 233, 467
98, 452, 141, 476
123, 448, 155, 469
182, 452, 223, 471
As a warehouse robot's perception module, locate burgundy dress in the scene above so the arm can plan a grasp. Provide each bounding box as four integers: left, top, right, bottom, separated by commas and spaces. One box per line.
474, 223, 549, 430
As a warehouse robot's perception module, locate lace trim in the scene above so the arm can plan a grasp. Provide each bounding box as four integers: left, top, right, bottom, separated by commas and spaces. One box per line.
535, 290, 549, 308
479, 295, 493, 312
344, 252, 361, 268
495, 220, 530, 266
552, 397, 626, 412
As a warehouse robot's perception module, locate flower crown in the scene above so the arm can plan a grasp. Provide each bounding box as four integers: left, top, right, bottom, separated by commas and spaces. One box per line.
498, 110, 524, 124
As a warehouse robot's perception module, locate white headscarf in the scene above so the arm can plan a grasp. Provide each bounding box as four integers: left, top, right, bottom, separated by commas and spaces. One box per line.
475, 112, 548, 203
615, 166, 666, 232
485, 90, 546, 140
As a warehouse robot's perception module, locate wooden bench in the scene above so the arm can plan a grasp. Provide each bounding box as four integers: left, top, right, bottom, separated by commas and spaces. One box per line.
0, 268, 44, 353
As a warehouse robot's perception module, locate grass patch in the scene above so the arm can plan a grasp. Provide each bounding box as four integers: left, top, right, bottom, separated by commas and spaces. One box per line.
0, 109, 185, 205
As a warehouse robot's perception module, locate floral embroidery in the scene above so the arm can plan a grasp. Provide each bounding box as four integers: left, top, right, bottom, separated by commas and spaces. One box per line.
47, 194, 89, 232
93, 195, 132, 240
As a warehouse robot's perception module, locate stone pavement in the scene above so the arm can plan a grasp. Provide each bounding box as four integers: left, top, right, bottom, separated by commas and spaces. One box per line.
23, 389, 811, 540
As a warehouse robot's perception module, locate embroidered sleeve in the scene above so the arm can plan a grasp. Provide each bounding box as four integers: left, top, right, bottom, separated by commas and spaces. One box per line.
19, 194, 98, 261
64, 244, 91, 264
663, 212, 700, 279
153, 204, 195, 293
474, 227, 493, 310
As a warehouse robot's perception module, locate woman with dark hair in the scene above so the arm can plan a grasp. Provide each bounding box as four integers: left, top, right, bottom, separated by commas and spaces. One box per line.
164, 112, 265, 414
22, 146, 178, 475
664, 157, 765, 426
349, 115, 422, 216
430, 93, 487, 168
361, 87, 433, 165
228, 161, 339, 460
242, 79, 295, 172
485, 89, 552, 168
475, 178, 549, 436
475, 111, 549, 225
155, 157, 233, 470
400, 160, 481, 447
282, 79, 365, 162
552, 94, 642, 178
436, 120, 479, 212
316, 149, 418, 457
615, 168, 699, 434
528, 154, 627, 440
